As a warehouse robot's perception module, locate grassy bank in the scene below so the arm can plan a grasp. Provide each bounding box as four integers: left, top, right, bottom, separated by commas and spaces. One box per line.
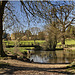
3, 40, 45, 46
3, 39, 75, 45
57, 39, 75, 45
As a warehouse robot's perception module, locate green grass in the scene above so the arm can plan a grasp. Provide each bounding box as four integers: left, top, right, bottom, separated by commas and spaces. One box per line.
65, 39, 75, 45
6, 47, 27, 53
3, 40, 45, 46
3, 41, 15, 45
57, 39, 75, 45
20, 40, 45, 45
3, 39, 75, 45
3, 40, 45, 55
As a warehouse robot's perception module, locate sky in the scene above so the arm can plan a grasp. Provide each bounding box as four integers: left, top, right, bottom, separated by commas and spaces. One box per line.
3, 1, 75, 35
3, 1, 47, 34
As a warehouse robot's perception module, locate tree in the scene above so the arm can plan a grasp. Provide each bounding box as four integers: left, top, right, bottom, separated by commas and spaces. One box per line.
25, 30, 32, 40
0, 1, 7, 56
25, 1, 75, 46
11, 26, 25, 41
0, 1, 35, 56
66, 25, 75, 39
48, 1, 75, 45
38, 31, 45, 40
0, 1, 40, 56
30, 1, 75, 46
44, 20, 61, 50
0, 1, 42, 56
30, 27, 40, 41
6, 33, 10, 40
2, 31, 7, 40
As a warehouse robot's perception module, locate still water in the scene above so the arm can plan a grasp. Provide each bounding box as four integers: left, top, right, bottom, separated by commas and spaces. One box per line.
27, 50, 75, 64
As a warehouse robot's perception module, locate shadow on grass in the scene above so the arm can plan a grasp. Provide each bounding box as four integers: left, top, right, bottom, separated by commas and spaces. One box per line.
0, 60, 74, 74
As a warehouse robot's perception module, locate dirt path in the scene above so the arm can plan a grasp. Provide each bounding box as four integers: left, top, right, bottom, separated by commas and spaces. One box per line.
0, 59, 74, 75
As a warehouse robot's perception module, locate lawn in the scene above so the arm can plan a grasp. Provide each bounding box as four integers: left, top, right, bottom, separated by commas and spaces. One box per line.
3, 40, 45, 46
3, 39, 75, 46
65, 39, 75, 45
57, 39, 75, 45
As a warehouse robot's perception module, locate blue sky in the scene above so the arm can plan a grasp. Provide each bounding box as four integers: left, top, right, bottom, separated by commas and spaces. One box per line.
3, 1, 75, 34
3, 1, 47, 34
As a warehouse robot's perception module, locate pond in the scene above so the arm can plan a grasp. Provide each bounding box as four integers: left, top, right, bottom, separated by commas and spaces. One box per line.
27, 50, 75, 64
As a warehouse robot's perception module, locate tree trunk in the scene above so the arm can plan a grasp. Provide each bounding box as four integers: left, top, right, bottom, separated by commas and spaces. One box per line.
62, 35, 65, 44
62, 25, 65, 48
0, 1, 7, 57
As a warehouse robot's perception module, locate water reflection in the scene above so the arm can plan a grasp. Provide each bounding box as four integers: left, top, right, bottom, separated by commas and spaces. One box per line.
27, 50, 75, 63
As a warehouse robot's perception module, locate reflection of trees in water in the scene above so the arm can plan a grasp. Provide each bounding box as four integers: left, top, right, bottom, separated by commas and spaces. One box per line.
64, 50, 75, 63
27, 50, 43, 61
63, 51, 69, 63
63, 51, 66, 63
48, 51, 57, 63
29, 51, 57, 63
31, 51, 49, 62
27, 50, 75, 63
58, 50, 75, 63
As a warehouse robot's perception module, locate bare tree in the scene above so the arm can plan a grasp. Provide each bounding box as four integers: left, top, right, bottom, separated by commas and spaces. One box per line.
30, 27, 40, 42
47, 1, 75, 46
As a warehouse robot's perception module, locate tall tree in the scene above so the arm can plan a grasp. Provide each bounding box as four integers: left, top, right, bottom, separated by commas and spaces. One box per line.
48, 1, 75, 45
44, 20, 61, 50
0, 1, 7, 56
